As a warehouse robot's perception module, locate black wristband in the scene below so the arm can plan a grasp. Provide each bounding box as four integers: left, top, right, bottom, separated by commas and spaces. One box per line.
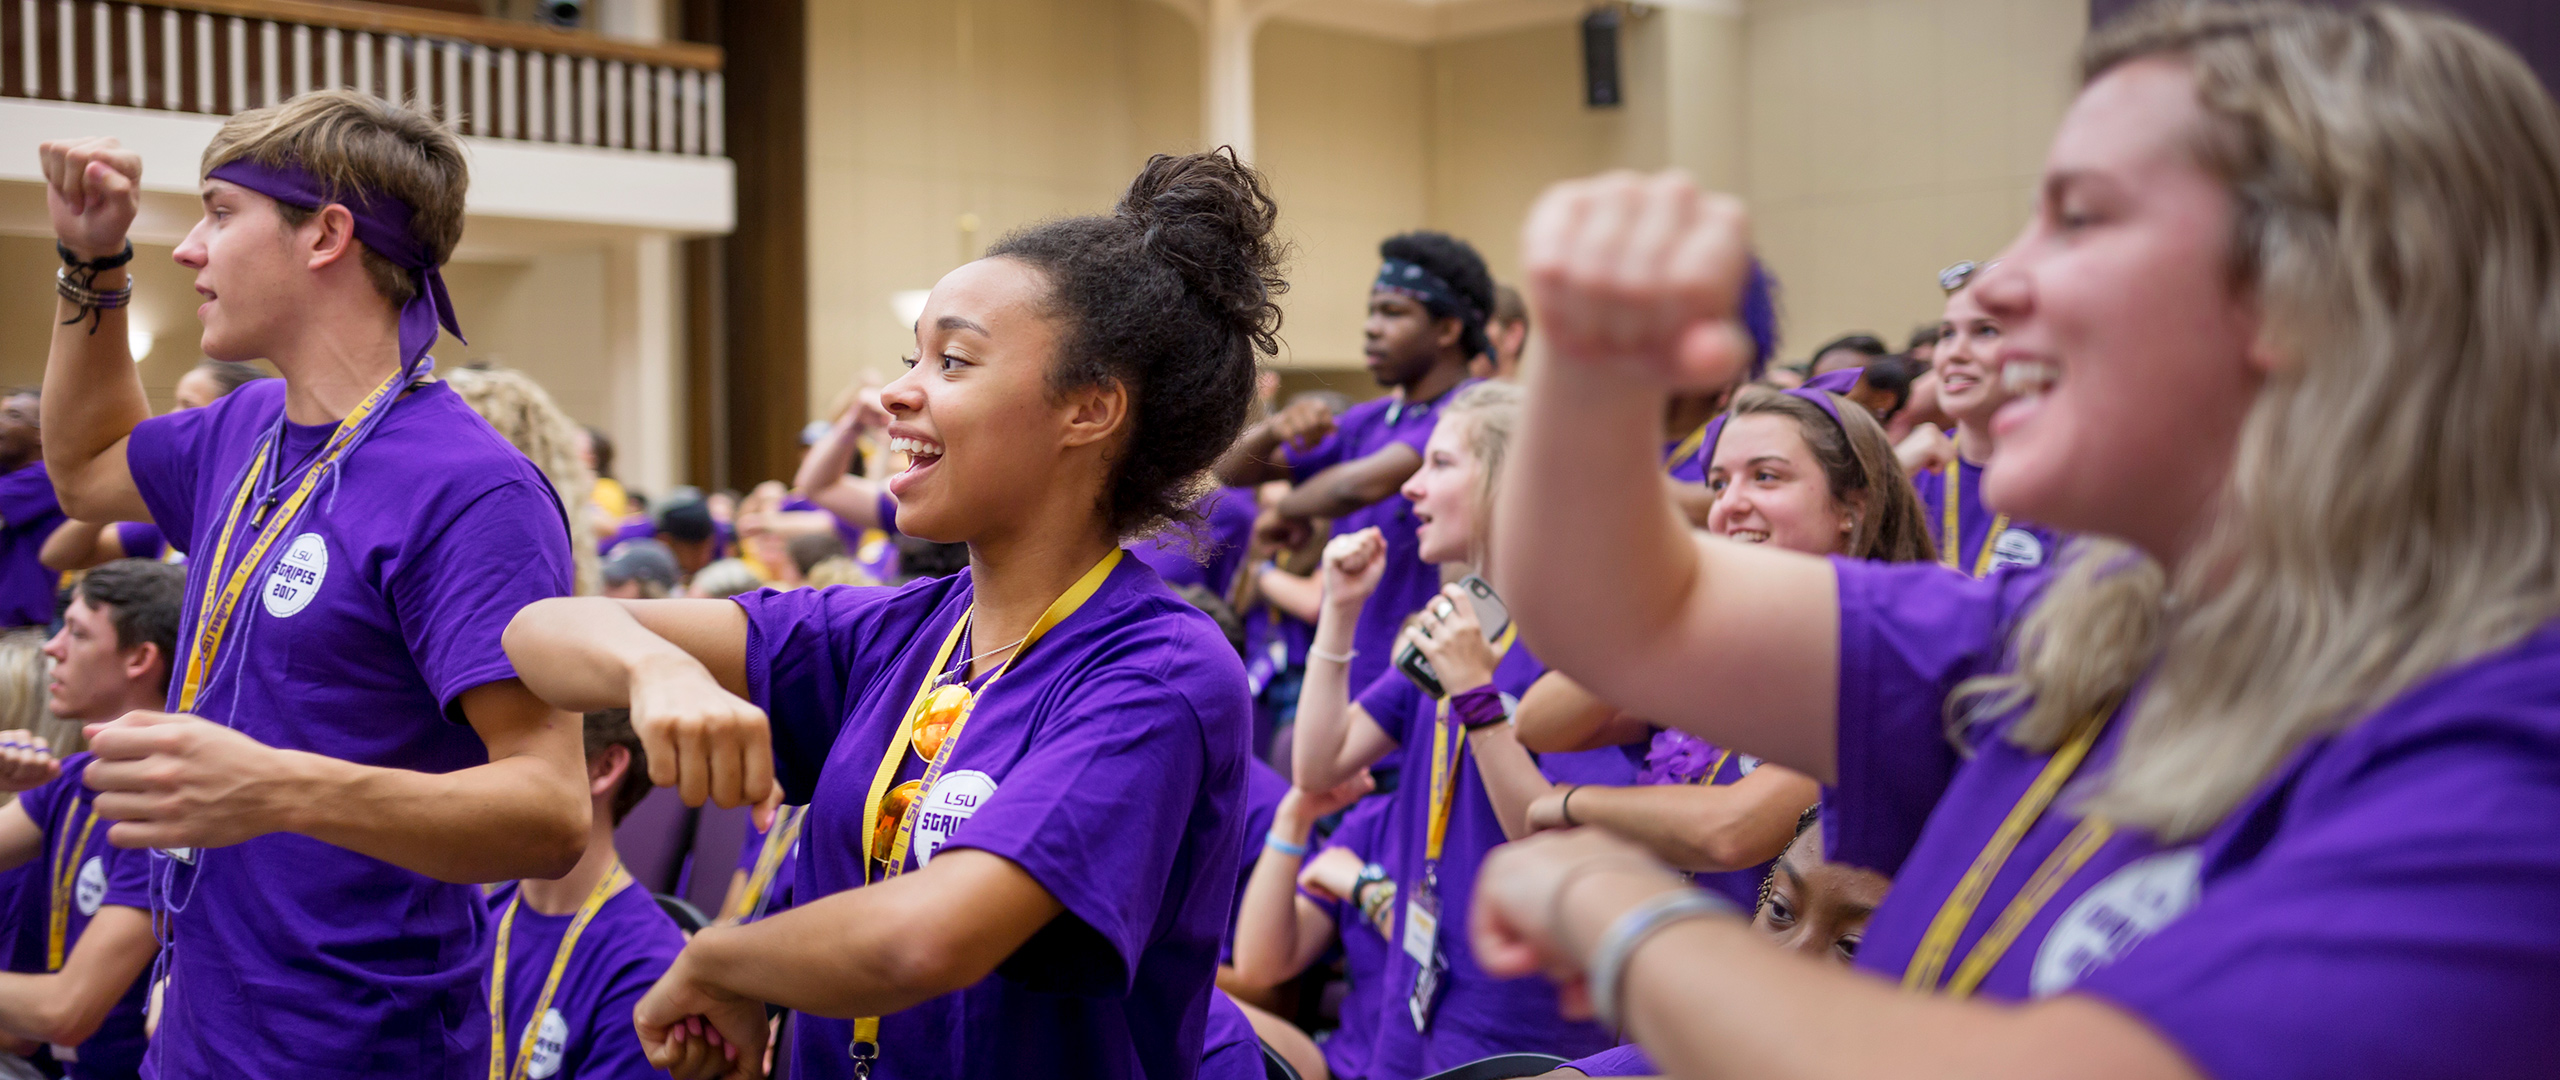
1560, 783, 1584, 827
58, 241, 133, 271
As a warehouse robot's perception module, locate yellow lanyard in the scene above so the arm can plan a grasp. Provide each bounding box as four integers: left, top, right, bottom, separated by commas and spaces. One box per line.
1686, 749, 1735, 787
1901, 714, 2116, 999
1422, 624, 1518, 871
722, 803, 806, 923
850, 549, 1122, 1070
177, 366, 410, 713
1664, 422, 1709, 474
488, 862, 634, 1080
1938, 455, 2010, 579
47, 800, 102, 970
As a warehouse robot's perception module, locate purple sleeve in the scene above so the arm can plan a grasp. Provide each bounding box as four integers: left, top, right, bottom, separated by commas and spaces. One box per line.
387, 479, 576, 716
1285, 418, 1352, 483
126, 385, 249, 548
1826, 558, 2042, 877
1562, 1044, 1655, 1076
2072, 712, 2560, 1080
13, 755, 79, 844
99, 830, 152, 911
940, 670, 1211, 995
1353, 666, 1421, 748
114, 522, 168, 560
734, 584, 901, 801
0, 469, 57, 532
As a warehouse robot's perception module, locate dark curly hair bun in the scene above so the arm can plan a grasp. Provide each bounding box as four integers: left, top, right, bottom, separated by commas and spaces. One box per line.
990, 147, 1289, 538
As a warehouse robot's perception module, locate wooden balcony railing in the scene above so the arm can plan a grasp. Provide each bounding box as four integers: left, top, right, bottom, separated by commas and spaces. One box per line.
1, 0, 724, 156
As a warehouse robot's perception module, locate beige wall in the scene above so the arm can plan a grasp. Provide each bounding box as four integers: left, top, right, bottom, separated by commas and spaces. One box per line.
1743, 0, 2084, 359
801, 0, 1206, 406
0, 235, 615, 426
792, 0, 2087, 409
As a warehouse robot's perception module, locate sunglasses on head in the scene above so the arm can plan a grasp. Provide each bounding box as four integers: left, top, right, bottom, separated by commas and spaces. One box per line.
1938, 260, 1980, 294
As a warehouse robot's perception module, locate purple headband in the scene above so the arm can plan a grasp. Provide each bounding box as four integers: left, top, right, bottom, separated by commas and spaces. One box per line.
1692, 387, 1849, 478
206, 158, 463, 370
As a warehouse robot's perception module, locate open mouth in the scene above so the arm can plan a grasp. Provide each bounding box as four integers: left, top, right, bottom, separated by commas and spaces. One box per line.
886, 434, 944, 496
1990, 357, 2057, 439
1725, 529, 1770, 544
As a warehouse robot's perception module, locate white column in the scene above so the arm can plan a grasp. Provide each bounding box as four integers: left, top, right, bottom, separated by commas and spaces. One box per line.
606, 233, 682, 498
1201, 0, 1257, 161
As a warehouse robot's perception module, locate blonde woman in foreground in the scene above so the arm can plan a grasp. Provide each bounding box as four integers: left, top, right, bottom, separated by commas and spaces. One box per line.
1474, 4, 2560, 1079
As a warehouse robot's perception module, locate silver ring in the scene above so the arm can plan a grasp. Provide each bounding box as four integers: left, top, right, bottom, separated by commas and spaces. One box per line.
1432, 599, 1457, 619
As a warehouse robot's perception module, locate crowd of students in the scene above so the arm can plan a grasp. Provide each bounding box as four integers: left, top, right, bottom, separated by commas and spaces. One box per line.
0, 1, 2555, 1078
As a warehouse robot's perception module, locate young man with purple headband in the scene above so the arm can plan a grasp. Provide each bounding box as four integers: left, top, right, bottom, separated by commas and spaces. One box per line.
35, 90, 587, 1077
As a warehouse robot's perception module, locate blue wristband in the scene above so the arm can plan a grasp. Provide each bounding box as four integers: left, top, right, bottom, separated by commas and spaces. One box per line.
1265, 832, 1310, 858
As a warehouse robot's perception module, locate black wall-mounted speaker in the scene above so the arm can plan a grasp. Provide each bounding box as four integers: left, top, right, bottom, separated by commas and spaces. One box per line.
1583, 8, 1623, 108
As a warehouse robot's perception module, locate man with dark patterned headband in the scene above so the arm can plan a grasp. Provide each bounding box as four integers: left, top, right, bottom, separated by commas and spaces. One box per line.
1216, 230, 1494, 703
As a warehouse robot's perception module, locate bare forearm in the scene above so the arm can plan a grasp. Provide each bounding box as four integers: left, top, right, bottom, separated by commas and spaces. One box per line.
1515, 674, 1650, 754
681, 861, 1047, 1018
1469, 726, 1559, 841
1214, 424, 1290, 487
1231, 810, 1324, 986
793, 420, 865, 495
1500, 360, 1840, 779
505, 597, 749, 709
1667, 478, 1717, 531
1567, 776, 1813, 872
1257, 566, 1325, 624
43, 271, 150, 522
275, 747, 586, 882
0, 907, 153, 1046
40, 520, 111, 573
1291, 602, 1377, 790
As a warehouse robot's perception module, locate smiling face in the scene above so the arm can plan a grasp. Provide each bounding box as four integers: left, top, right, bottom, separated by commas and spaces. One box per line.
1705, 413, 1855, 556
1970, 58, 2264, 555
1364, 289, 1454, 388
1933, 285, 2007, 425
1402, 414, 1486, 566
879, 257, 1093, 544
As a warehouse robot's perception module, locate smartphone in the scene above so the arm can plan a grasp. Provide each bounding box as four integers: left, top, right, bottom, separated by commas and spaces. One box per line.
1395, 575, 1512, 699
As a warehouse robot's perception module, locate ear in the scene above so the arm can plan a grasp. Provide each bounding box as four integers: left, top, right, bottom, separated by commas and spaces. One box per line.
122, 641, 164, 687
302, 203, 362, 273
1057, 377, 1131, 451
1838, 489, 1869, 536
589, 743, 631, 799
1434, 315, 1465, 352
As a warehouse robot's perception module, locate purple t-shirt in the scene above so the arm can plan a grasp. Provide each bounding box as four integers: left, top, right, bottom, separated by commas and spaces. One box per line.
1831, 558, 2560, 1078
481, 880, 686, 1080
0, 461, 66, 628
1198, 989, 1261, 1080
12, 754, 154, 1080
729, 803, 805, 923
1910, 457, 2058, 576
1561, 1043, 1650, 1077
1634, 729, 1772, 910
1133, 487, 1258, 596
113, 522, 169, 562
735, 554, 1251, 1080
1305, 797, 1391, 1080
1288, 386, 1468, 697
126, 378, 576, 1079
1350, 643, 1623, 1076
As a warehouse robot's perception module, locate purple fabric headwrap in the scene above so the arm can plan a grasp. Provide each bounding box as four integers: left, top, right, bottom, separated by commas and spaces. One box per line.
1691, 387, 1849, 479
206, 158, 463, 370
1801, 366, 1862, 395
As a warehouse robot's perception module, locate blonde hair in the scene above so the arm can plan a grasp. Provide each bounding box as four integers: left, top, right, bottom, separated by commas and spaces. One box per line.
1958, 1, 2560, 841
1438, 380, 1524, 574
804, 557, 880, 589
202, 89, 467, 305
0, 630, 66, 753
1723, 387, 1937, 565
443, 365, 602, 596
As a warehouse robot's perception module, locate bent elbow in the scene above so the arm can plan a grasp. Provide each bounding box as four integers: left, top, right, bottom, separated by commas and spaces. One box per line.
36, 997, 106, 1049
